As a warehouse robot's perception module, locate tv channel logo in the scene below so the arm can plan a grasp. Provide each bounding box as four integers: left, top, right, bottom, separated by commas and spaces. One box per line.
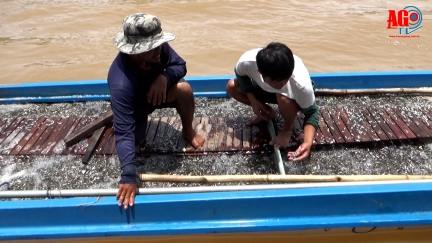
387, 6, 422, 38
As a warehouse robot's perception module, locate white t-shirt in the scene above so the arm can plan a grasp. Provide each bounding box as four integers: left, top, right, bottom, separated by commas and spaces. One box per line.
235, 48, 315, 109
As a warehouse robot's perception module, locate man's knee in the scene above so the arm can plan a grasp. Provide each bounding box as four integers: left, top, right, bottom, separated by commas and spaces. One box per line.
226, 78, 240, 95
167, 79, 193, 102
277, 94, 301, 111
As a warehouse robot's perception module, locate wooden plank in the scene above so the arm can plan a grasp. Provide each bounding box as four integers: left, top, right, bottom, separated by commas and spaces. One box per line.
64, 117, 91, 155
151, 116, 169, 152
368, 106, 407, 140
94, 125, 114, 155
0, 118, 22, 144
422, 109, 432, 131
0, 118, 17, 138
75, 117, 99, 155
0, 118, 25, 153
242, 124, 251, 151
10, 117, 46, 155
82, 126, 106, 164
19, 117, 50, 155
0, 118, 32, 154
99, 127, 115, 155
205, 117, 220, 152
64, 110, 113, 146
318, 115, 335, 144
361, 108, 388, 141
143, 117, 161, 153
327, 108, 355, 143
214, 117, 227, 152
232, 117, 243, 151
48, 117, 79, 155
384, 107, 417, 140
225, 118, 235, 151
344, 106, 380, 142
337, 107, 370, 143
320, 107, 345, 144
393, 108, 429, 138
28, 118, 61, 155
313, 124, 326, 145
40, 117, 70, 155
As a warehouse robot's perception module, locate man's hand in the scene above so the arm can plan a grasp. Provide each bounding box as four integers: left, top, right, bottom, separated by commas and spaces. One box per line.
250, 99, 271, 121
116, 183, 137, 209
288, 142, 312, 161
147, 74, 168, 105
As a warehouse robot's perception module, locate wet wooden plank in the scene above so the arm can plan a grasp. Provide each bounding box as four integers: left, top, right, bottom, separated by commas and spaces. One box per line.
0, 118, 32, 154
242, 124, 251, 151
370, 106, 406, 140
66, 117, 93, 155
225, 118, 235, 151
74, 117, 99, 155
336, 107, 369, 143
18, 117, 50, 155
94, 125, 114, 155
48, 117, 80, 155
0, 118, 22, 144
99, 127, 115, 155
232, 117, 243, 151
82, 126, 106, 164
327, 107, 355, 143
313, 123, 326, 145
318, 115, 335, 144
28, 118, 61, 155
393, 108, 430, 138
344, 107, 380, 142
0, 118, 17, 139
151, 117, 179, 153
205, 117, 221, 152
361, 108, 389, 141
151, 117, 170, 152
10, 117, 46, 155
421, 108, 432, 131
320, 108, 345, 144
64, 110, 113, 146
214, 118, 227, 151
143, 117, 161, 153
384, 107, 417, 140
40, 117, 70, 155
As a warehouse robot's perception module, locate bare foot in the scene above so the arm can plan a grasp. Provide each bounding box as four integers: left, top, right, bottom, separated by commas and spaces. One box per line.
269, 130, 292, 148
182, 128, 205, 149
246, 108, 277, 126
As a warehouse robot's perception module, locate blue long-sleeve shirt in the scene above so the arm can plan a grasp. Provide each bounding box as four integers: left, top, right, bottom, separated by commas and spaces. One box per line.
107, 42, 187, 184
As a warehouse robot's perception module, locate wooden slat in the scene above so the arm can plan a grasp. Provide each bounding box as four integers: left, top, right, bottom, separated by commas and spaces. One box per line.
0, 118, 31, 154
318, 116, 334, 144
321, 108, 345, 144
421, 109, 432, 131
409, 112, 432, 137
82, 126, 106, 164
393, 108, 429, 138
65, 117, 92, 155
10, 117, 46, 155
384, 107, 417, 140
94, 126, 114, 155
28, 118, 61, 155
242, 124, 251, 151
225, 118, 235, 151
367, 107, 398, 140
40, 117, 70, 155
151, 117, 170, 152
0, 118, 22, 144
327, 108, 355, 143
215, 117, 227, 151
144, 117, 161, 153
205, 117, 221, 152
75, 117, 99, 155
19, 117, 50, 155
232, 117, 243, 151
337, 107, 370, 143
368, 107, 407, 140
48, 117, 79, 155
361, 108, 388, 141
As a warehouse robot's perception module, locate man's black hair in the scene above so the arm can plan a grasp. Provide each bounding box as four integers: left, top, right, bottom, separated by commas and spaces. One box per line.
256, 42, 295, 82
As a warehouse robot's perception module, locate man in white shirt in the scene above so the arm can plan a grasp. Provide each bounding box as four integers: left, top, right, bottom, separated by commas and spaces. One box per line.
226, 42, 319, 161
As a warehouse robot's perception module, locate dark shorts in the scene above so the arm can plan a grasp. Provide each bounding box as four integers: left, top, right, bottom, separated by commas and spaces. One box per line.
251, 85, 278, 104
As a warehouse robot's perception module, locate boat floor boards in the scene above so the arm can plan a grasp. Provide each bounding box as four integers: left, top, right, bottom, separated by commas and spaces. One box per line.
0, 106, 431, 156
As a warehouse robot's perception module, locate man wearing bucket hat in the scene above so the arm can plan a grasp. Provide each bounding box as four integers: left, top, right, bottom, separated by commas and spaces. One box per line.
108, 13, 205, 209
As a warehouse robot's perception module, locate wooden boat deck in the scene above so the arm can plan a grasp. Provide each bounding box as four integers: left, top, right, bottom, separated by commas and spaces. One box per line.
0, 106, 431, 157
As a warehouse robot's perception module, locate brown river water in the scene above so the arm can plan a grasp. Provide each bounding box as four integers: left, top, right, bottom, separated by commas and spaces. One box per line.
0, 0, 431, 84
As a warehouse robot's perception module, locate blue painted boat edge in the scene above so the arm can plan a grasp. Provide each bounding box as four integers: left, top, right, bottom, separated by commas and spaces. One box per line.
0, 71, 431, 103
1, 181, 432, 240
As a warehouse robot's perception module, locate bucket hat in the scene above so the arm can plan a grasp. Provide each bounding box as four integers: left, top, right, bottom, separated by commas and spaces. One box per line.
114, 13, 175, 54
